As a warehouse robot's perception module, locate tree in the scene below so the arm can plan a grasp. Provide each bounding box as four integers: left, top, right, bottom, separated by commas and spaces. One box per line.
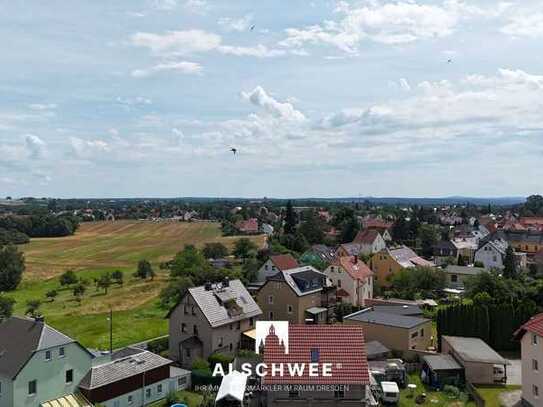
0, 244, 25, 291
279, 232, 308, 253
233, 238, 257, 259
45, 289, 58, 302
159, 276, 194, 309
390, 267, 446, 299
97, 272, 112, 294
111, 270, 124, 285
169, 245, 214, 285
472, 291, 493, 307
241, 257, 260, 284
523, 195, 543, 216
284, 200, 297, 234
203, 242, 229, 259
298, 211, 325, 244
503, 246, 517, 279
25, 299, 42, 318
134, 259, 154, 280
0, 295, 15, 321
339, 217, 359, 243
392, 217, 409, 242
418, 224, 438, 258
59, 270, 78, 286
73, 283, 86, 301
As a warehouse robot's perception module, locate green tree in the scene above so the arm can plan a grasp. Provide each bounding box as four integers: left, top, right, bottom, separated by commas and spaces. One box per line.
0, 244, 25, 291
111, 270, 124, 285
134, 259, 154, 280
339, 217, 359, 243
159, 276, 194, 309
298, 211, 325, 244
97, 272, 112, 294
233, 238, 257, 259
241, 257, 260, 283
73, 283, 86, 301
59, 269, 78, 286
25, 299, 42, 318
392, 217, 409, 242
45, 289, 58, 302
503, 246, 517, 279
418, 224, 438, 258
472, 291, 493, 307
0, 295, 15, 321
169, 245, 213, 284
284, 200, 297, 234
202, 242, 229, 259
523, 194, 543, 216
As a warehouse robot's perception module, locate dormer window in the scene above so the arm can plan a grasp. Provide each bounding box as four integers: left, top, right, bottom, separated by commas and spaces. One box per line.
45, 351, 51, 361
310, 348, 319, 363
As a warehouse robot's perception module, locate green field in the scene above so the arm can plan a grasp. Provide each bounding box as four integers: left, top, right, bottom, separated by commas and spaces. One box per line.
400, 373, 475, 407
7, 220, 265, 349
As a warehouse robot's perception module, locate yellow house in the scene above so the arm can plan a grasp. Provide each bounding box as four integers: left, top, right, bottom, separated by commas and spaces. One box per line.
370, 246, 434, 288
509, 232, 543, 254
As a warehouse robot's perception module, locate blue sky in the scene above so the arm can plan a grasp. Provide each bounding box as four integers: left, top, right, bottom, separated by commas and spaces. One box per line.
1, 0, 542, 198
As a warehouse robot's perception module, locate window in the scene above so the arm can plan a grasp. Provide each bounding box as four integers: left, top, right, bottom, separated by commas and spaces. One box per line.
146, 388, 151, 399
181, 323, 186, 333
157, 384, 163, 393
310, 348, 320, 363
114, 401, 120, 407
265, 264, 269, 270
59, 347, 65, 358
128, 395, 133, 405
191, 306, 196, 315
268, 295, 274, 304
411, 331, 419, 339
65, 369, 73, 384
28, 380, 37, 396
185, 348, 191, 358
330, 266, 334, 272
218, 337, 224, 347
334, 388, 345, 399
288, 390, 300, 399
229, 343, 233, 351
249, 317, 254, 327
287, 305, 293, 314
236, 321, 241, 330
534, 385, 539, 397
337, 279, 342, 288
193, 325, 198, 336
269, 311, 274, 320
420, 328, 425, 337
533, 359, 539, 371
178, 376, 187, 386
534, 334, 539, 345
451, 274, 458, 283
184, 304, 188, 314
45, 350, 51, 361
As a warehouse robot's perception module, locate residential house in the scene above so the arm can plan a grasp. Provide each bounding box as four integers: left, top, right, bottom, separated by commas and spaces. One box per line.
352, 229, 387, 255
443, 265, 485, 289
300, 244, 336, 266
257, 254, 299, 282
260, 223, 274, 236
362, 218, 393, 241
519, 217, 543, 232
235, 218, 259, 234
370, 246, 435, 287
534, 249, 543, 274
343, 308, 432, 351
508, 231, 543, 254
474, 239, 527, 270
324, 255, 373, 306
514, 313, 543, 407
79, 347, 190, 407
433, 241, 458, 266
0, 316, 93, 407
168, 279, 262, 368
262, 325, 370, 406
335, 242, 363, 258
440, 336, 508, 385
452, 237, 478, 264
256, 266, 336, 324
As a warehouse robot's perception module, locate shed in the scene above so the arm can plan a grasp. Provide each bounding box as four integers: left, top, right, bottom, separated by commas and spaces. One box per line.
366, 340, 392, 360
421, 354, 463, 389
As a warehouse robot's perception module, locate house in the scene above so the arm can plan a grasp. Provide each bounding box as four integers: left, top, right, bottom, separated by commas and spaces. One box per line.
433, 241, 458, 265
0, 316, 94, 407
352, 229, 387, 255
508, 231, 543, 254
421, 354, 464, 389
519, 217, 543, 232
262, 325, 370, 406
335, 242, 363, 258
79, 347, 190, 407
300, 244, 336, 266
324, 256, 373, 306
474, 239, 527, 270
235, 218, 259, 234
534, 249, 543, 274
361, 218, 393, 241
257, 254, 299, 282
260, 223, 274, 236
168, 279, 262, 368
343, 308, 432, 351
443, 265, 485, 289
256, 266, 336, 324
514, 313, 543, 407
370, 246, 435, 287
440, 336, 508, 385
452, 237, 478, 264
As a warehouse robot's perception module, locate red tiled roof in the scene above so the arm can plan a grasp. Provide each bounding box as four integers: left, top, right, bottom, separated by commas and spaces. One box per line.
363, 218, 393, 230
236, 218, 259, 233
262, 325, 370, 385
514, 313, 543, 340
353, 229, 380, 244
336, 288, 350, 298
270, 254, 299, 271
333, 256, 373, 281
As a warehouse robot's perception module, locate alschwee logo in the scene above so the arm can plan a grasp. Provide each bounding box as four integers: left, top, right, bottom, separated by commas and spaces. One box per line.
255, 320, 289, 354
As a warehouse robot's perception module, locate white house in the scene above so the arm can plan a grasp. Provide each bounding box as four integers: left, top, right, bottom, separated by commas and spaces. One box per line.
474, 240, 507, 269
324, 256, 373, 307
352, 229, 387, 256
260, 223, 274, 236
256, 254, 299, 282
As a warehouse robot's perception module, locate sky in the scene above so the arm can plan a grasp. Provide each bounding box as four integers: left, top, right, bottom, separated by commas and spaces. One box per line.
1, 0, 542, 198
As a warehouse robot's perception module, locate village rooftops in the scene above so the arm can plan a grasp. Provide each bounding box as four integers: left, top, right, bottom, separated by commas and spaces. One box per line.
442, 336, 507, 365
269, 254, 299, 271
79, 348, 172, 390
268, 265, 328, 296
344, 309, 430, 329
370, 304, 423, 317
388, 246, 435, 268
353, 229, 381, 244
332, 255, 373, 281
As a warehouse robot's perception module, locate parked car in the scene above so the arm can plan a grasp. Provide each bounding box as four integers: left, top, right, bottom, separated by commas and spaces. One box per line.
380, 381, 400, 404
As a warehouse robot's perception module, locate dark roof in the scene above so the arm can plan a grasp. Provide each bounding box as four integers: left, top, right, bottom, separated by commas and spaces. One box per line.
344, 309, 430, 329
268, 266, 328, 297
371, 305, 423, 317
423, 354, 462, 371
365, 340, 391, 358
433, 240, 457, 250
0, 316, 77, 379
442, 336, 507, 364
444, 265, 485, 276
308, 244, 337, 262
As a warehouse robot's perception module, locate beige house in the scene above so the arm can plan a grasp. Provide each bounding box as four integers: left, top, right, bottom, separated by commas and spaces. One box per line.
324, 255, 373, 306
168, 279, 262, 368
514, 313, 543, 407
343, 308, 432, 351
443, 265, 485, 289
256, 266, 336, 324
256, 254, 299, 282
352, 229, 387, 255
441, 336, 507, 385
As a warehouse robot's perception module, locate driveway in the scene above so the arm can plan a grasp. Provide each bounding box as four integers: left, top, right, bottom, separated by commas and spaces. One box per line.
507, 358, 522, 385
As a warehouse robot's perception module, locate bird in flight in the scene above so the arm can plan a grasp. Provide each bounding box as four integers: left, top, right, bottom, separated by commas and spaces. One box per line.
230, 148, 237, 155
250, 25, 255, 31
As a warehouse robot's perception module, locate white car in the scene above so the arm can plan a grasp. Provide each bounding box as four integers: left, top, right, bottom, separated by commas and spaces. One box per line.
381, 381, 400, 404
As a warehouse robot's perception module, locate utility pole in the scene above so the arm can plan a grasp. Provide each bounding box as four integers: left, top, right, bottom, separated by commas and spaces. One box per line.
109, 308, 113, 356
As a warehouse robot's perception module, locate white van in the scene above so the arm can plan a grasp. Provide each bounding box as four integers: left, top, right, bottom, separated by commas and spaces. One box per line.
381, 381, 400, 404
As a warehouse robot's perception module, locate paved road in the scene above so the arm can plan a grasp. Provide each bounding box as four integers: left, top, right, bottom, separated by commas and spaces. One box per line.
499, 390, 522, 407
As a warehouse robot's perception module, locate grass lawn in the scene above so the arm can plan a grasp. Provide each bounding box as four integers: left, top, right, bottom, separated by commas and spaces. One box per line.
399, 373, 475, 407
475, 385, 522, 407
7, 220, 265, 349
148, 390, 203, 407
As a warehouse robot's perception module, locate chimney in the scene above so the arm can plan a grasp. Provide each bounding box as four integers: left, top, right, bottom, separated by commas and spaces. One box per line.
223, 277, 230, 287
34, 315, 45, 323
204, 282, 212, 291
353, 255, 358, 264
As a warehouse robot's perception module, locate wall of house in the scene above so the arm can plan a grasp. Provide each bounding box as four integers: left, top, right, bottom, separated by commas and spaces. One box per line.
369, 252, 402, 287
324, 265, 357, 305
12, 342, 92, 407
511, 241, 543, 254
474, 245, 504, 270
266, 384, 366, 407
343, 320, 431, 351
257, 259, 280, 282
445, 273, 472, 289
0, 373, 13, 407
521, 332, 543, 407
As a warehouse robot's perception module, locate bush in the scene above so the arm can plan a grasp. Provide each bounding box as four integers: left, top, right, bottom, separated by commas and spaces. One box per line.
443, 385, 461, 398
208, 352, 234, 370
192, 357, 210, 370
147, 336, 169, 355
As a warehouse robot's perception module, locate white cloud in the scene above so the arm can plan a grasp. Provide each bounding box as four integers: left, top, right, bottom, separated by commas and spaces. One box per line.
218, 14, 253, 32
184, 0, 208, 14
28, 103, 57, 111
70, 137, 110, 159
241, 86, 306, 122
132, 61, 203, 77
131, 30, 221, 55
150, 0, 178, 11
399, 78, 411, 91
218, 45, 285, 58
24, 134, 46, 159
502, 12, 543, 38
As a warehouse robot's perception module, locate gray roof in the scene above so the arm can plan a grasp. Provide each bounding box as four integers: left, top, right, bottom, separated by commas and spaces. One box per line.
339, 243, 362, 256
344, 309, 430, 329
79, 348, 172, 390
0, 316, 77, 379
423, 354, 462, 371
188, 279, 262, 328
444, 265, 486, 276
442, 336, 507, 365
366, 340, 391, 358
269, 266, 328, 297
372, 305, 423, 317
